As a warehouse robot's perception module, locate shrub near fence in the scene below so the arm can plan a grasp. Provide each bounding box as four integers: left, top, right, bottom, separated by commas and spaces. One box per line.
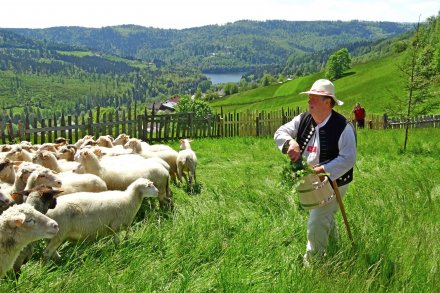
1, 106, 438, 145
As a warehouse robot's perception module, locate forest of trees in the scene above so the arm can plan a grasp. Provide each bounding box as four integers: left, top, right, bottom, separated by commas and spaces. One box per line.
6, 20, 411, 73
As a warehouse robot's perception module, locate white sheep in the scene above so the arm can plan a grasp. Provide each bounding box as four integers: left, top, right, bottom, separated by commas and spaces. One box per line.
31, 151, 107, 194
2, 166, 62, 199
54, 137, 69, 145
58, 172, 108, 195
0, 162, 43, 196
11, 186, 62, 274
12, 185, 61, 210
43, 178, 158, 260
37, 143, 62, 153
56, 145, 77, 161
0, 144, 13, 153
176, 139, 198, 191
112, 134, 130, 146
0, 158, 16, 185
124, 138, 173, 152
5, 146, 33, 162
73, 135, 94, 149
95, 135, 114, 148
78, 150, 172, 209
0, 203, 59, 277
124, 138, 178, 183
33, 150, 79, 173
23, 168, 63, 191
0, 190, 12, 215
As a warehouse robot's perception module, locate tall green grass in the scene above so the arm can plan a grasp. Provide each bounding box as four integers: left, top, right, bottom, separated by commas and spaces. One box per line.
1, 128, 439, 292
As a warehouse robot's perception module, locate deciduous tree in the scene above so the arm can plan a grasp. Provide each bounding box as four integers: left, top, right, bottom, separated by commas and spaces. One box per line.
325, 48, 351, 80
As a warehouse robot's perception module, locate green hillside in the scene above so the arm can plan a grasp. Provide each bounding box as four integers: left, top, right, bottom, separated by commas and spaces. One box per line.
210, 52, 439, 116
5, 20, 411, 73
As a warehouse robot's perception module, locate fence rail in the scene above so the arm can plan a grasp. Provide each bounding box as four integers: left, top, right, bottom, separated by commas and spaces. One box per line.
384, 114, 440, 129
0, 106, 438, 145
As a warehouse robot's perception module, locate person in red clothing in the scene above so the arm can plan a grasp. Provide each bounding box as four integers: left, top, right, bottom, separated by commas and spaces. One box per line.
352, 102, 366, 129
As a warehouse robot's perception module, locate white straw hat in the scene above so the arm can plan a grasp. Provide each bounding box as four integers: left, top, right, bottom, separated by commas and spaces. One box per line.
299, 79, 344, 106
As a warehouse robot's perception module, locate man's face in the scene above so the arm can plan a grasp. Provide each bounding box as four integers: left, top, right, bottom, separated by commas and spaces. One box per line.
308, 94, 330, 115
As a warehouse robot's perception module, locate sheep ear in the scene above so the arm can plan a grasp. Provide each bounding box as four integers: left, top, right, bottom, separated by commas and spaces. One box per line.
11, 191, 27, 203
49, 189, 64, 198
8, 214, 26, 228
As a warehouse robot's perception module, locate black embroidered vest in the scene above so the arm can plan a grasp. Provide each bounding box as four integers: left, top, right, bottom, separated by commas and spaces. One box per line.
296, 111, 354, 187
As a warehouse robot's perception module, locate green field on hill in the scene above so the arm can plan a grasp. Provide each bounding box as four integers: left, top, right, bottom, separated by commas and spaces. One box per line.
210, 53, 439, 117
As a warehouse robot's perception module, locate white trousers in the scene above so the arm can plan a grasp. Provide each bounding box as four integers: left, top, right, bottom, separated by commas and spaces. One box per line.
304, 184, 349, 262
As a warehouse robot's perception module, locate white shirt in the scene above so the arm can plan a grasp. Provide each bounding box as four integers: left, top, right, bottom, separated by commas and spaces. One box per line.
274, 112, 356, 181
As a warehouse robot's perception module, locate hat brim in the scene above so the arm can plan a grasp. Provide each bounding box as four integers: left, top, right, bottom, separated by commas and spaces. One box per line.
299, 91, 344, 106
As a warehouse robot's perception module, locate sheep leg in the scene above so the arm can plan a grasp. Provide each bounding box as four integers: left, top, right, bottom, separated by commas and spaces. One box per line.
177, 166, 183, 185
169, 171, 177, 185
43, 237, 63, 261
188, 174, 194, 192
13, 244, 34, 275
159, 179, 173, 211
113, 234, 120, 247
183, 172, 189, 186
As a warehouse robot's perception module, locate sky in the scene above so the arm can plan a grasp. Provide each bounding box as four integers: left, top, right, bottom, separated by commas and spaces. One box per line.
1, 0, 439, 29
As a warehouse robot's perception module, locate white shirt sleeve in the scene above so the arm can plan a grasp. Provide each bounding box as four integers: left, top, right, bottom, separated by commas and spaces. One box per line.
322, 124, 357, 181
273, 115, 302, 151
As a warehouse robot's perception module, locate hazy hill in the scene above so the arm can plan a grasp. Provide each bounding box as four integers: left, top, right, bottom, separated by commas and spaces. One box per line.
4, 20, 411, 73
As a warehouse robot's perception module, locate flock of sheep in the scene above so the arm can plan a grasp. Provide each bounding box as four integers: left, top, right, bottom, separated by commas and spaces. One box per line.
0, 134, 198, 278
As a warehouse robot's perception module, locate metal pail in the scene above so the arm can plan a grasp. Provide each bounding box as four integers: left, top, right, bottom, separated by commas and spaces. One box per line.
297, 174, 335, 209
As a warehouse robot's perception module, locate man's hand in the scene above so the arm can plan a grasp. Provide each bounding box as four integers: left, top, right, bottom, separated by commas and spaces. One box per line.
286, 140, 301, 162
313, 165, 326, 181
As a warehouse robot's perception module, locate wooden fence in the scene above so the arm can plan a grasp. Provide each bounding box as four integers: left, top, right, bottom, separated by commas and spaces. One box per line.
0, 106, 301, 144
384, 114, 440, 129
0, 107, 438, 145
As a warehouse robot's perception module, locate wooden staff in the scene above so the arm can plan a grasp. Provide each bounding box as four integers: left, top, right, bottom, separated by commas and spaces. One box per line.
331, 180, 354, 246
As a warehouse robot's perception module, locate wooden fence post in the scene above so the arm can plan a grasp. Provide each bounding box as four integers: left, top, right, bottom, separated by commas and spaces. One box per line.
53, 114, 58, 140
17, 120, 25, 142
137, 114, 143, 141
383, 113, 388, 129
41, 119, 46, 143
189, 112, 194, 138
25, 115, 30, 142
48, 118, 53, 142
87, 110, 93, 136
121, 109, 126, 135
6, 120, 13, 143
60, 113, 66, 139
149, 108, 155, 143
74, 115, 79, 143
33, 117, 38, 144
256, 116, 260, 137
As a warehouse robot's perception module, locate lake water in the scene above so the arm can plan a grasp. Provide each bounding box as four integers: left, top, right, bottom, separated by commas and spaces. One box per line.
204, 72, 244, 84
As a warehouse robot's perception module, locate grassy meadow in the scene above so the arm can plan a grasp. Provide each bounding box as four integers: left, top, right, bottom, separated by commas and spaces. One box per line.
1, 127, 439, 292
